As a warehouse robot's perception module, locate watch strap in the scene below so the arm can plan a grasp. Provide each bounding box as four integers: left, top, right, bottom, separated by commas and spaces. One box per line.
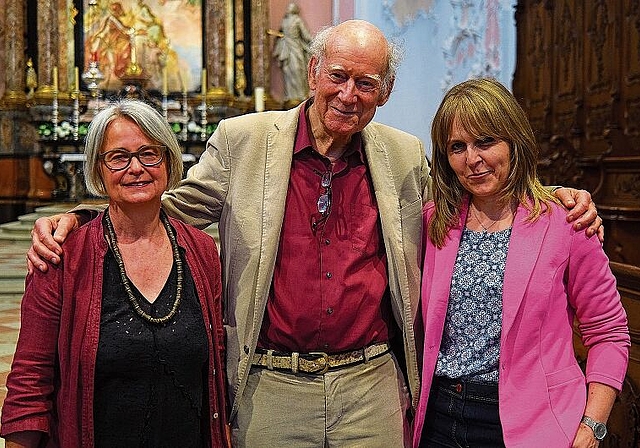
581, 415, 607, 440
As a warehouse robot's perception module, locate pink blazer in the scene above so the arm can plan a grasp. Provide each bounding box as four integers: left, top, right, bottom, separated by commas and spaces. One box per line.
413, 199, 629, 447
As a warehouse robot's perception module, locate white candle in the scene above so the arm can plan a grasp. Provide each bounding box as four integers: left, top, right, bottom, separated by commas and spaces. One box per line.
162, 67, 168, 95
52, 66, 58, 92
254, 87, 265, 112
74, 66, 80, 92
201, 68, 207, 96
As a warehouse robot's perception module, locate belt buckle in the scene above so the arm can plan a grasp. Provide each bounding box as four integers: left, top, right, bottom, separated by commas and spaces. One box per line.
307, 352, 329, 374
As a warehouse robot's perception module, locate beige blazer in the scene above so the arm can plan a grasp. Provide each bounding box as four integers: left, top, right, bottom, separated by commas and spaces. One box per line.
162, 103, 432, 418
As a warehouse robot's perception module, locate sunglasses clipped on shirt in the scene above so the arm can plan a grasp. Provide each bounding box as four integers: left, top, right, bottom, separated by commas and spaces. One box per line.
312, 170, 333, 232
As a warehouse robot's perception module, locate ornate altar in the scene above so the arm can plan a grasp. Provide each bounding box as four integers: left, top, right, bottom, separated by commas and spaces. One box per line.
0, 0, 281, 205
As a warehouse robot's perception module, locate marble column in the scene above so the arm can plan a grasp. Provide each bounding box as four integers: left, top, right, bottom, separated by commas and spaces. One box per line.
204, 0, 233, 101
250, 0, 271, 99
2, 0, 27, 105
0, 0, 38, 159
35, 0, 59, 98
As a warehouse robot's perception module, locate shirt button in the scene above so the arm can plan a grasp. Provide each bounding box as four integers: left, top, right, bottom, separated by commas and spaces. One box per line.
213, 412, 219, 419
324, 239, 330, 245
326, 272, 332, 279
327, 308, 333, 314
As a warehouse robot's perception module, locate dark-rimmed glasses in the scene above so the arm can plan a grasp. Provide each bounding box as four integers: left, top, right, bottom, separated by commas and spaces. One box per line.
99, 145, 166, 171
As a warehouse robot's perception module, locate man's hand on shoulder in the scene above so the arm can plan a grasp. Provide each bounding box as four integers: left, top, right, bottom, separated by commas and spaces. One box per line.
553, 187, 604, 243
27, 213, 81, 274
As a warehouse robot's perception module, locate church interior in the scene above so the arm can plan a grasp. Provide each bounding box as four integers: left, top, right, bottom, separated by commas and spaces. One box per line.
0, 1, 638, 446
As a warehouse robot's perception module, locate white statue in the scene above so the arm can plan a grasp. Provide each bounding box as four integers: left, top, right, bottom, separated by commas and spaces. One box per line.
272, 3, 312, 105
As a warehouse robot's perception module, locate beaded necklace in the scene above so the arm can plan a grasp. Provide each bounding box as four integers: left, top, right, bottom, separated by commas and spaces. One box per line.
104, 209, 183, 325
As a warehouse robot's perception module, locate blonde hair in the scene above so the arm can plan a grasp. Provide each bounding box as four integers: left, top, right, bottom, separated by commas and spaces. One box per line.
429, 78, 558, 247
83, 99, 183, 197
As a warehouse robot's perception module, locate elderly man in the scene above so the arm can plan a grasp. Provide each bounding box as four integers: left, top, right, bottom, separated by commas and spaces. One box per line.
29, 20, 600, 447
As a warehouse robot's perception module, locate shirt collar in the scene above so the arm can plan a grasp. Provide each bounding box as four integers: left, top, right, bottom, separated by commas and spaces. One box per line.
293, 100, 314, 155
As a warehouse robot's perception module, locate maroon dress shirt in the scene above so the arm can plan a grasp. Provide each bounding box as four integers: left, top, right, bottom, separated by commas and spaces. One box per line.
257, 103, 393, 353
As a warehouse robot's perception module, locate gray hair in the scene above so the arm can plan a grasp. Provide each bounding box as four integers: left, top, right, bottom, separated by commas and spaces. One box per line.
309, 24, 404, 96
83, 99, 183, 197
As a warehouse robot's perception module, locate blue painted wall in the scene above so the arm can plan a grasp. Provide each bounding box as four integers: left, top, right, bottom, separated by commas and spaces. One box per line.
354, 0, 517, 158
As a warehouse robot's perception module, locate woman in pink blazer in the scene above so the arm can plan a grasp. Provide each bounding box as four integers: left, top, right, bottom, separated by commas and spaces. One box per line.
413, 78, 629, 447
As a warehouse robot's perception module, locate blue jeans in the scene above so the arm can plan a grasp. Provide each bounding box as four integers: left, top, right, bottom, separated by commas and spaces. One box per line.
418, 377, 505, 448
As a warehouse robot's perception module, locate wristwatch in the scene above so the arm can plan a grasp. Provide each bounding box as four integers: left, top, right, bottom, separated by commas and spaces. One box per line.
581, 415, 607, 440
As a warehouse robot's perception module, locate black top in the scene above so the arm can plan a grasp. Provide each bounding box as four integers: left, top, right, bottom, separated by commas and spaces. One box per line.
94, 249, 208, 448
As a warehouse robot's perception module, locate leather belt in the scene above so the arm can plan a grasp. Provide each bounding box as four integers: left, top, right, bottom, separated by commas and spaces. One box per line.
251, 342, 390, 375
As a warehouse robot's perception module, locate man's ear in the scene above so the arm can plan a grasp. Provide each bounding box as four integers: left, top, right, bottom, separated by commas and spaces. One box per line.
308, 56, 319, 91
377, 76, 395, 107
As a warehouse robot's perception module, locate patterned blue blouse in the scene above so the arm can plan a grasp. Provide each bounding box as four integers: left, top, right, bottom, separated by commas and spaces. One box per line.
434, 227, 512, 383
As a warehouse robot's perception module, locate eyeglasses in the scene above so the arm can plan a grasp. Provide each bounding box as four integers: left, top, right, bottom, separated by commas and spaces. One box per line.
317, 171, 332, 216
99, 145, 166, 171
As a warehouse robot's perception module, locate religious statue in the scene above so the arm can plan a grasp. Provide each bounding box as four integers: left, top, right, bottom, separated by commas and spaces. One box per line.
234, 40, 248, 98
26, 58, 37, 98
271, 3, 312, 106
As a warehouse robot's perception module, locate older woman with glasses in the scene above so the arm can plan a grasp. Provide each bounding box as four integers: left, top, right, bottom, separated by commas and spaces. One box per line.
1, 99, 229, 448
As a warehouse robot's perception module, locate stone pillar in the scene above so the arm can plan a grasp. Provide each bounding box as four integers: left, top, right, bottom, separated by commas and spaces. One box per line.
250, 0, 271, 102
35, 0, 59, 98
0, 0, 38, 164
2, 0, 27, 106
204, 0, 233, 103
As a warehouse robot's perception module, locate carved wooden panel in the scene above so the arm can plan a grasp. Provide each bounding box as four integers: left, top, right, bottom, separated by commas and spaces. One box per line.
620, 0, 640, 157
513, 0, 552, 135
583, 0, 617, 160
515, 2, 640, 446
